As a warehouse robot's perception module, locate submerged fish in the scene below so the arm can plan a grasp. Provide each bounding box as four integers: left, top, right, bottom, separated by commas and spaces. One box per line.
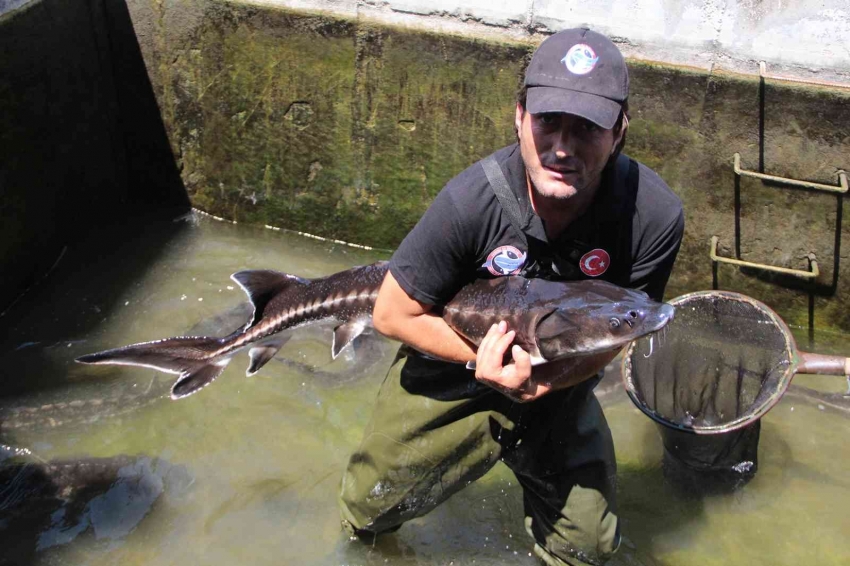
0, 448, 191, 559
76, 262, 674, 399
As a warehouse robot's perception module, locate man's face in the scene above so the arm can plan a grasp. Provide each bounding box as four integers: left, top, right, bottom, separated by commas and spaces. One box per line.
515, 104, 623, 202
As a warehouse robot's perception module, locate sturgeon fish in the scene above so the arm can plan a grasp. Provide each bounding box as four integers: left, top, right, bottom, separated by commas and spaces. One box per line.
76, 262, 674, 399
0, 448, 190, 560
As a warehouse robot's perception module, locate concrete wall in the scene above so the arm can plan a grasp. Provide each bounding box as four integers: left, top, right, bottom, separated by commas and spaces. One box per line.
3, 0, 849, 82
114, 0, 850, 336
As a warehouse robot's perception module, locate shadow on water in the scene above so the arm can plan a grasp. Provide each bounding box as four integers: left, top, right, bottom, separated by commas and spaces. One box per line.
0, 3, 200, 558
0, 0, 189, 312
0, 216, 192, 401
613, 427, 706, 562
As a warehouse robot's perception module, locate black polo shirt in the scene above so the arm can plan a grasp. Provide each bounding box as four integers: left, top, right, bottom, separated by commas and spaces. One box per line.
390, 143, 684, 304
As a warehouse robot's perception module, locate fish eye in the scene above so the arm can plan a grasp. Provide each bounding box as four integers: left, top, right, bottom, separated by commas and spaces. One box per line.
628, 311, 638, 319
609, 317, 620, 329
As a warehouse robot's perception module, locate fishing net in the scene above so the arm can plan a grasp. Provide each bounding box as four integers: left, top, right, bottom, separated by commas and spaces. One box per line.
622, 291, 797, 487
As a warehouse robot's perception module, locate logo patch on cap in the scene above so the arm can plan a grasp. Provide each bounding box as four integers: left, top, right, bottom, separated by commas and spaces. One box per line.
482, 246, 527, 276
561, 44, 598, 75
579, 249, 610, 277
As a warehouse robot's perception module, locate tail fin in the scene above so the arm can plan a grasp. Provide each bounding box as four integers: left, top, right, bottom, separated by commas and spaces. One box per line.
76, 337, 231, 400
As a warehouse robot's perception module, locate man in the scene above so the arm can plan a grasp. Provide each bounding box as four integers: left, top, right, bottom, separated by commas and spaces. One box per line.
339, 28, 684, 566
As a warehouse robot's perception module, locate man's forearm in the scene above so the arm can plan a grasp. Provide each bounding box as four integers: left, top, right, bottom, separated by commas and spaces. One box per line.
372, 271, 477, 363
377, 310, 477, 364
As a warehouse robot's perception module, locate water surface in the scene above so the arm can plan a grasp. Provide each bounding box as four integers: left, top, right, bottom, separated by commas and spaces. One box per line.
1, 214, 848, 565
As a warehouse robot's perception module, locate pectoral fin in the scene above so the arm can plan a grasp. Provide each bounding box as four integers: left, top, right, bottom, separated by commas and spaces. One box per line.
332, 321, 367, 359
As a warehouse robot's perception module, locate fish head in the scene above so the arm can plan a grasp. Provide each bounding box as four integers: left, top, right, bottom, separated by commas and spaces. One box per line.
535, 287, 675, 360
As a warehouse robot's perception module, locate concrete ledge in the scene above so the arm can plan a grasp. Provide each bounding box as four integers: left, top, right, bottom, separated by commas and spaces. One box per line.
232, 0, 850, 85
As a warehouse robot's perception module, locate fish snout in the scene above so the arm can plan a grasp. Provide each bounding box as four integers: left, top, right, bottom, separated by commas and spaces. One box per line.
612, 303, 674, 334
646, 303, 675, 332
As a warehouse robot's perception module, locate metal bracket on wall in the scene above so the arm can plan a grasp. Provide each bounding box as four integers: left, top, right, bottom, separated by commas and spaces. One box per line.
710, 235, 819, 279
712, 154, 842, 283
715, 66, 848, 340
733, 153, 848, 194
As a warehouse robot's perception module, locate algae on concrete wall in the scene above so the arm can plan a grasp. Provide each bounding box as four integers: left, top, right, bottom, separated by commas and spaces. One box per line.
143, 1, 524, 249
127, 0, 850, 337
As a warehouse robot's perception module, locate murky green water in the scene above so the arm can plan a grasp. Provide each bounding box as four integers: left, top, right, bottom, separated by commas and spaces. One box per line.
1, 214, 848, 565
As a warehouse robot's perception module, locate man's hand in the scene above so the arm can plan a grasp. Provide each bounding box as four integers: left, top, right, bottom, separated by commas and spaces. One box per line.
474, 321, 552, 403
475, 321, 620, 403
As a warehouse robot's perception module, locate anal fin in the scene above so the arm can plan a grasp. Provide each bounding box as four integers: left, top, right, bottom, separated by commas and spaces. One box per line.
332, 321, 367, 359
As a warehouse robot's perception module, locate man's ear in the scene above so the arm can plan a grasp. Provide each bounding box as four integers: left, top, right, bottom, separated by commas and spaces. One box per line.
611, 113, 629, 155
515, 103, 524, 137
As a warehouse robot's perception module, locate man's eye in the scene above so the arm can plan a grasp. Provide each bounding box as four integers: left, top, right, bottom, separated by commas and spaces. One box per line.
580, 120, 600, 133
538, 113, 558, 125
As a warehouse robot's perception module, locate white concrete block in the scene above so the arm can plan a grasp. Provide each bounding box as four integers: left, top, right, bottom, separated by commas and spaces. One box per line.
243, 0, 359, 19
533, 0, 723, 48
720, 2, 850, 70
237, 0, 850, 80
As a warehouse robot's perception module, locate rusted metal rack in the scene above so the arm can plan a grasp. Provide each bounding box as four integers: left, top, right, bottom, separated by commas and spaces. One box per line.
711, 61, 848, 282
709, 62, 849, 337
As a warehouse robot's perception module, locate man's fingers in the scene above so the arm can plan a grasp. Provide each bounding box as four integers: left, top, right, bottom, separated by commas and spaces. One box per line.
476, 322, 508, 367
493, 329, 516, 356
512, 345, 532, 373
475, 325, 495, 362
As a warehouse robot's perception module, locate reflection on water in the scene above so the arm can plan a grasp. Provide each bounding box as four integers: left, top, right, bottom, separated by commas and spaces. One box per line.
0, 214, 848, 565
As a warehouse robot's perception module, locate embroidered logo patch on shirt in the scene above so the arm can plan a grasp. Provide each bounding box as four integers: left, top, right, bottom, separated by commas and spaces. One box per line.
482, 246, 527, 276
561, 44, 598, 75
579, 249, 610, 277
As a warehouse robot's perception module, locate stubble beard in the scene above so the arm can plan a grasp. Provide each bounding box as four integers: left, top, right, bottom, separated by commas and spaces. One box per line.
527, 162, 587, 203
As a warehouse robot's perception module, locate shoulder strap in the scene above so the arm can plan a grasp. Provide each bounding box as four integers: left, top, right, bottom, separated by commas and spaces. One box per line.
627, 157, 639, 193
481, 155, 527, 246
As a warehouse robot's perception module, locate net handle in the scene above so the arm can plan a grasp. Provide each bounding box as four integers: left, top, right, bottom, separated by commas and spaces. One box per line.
797, 352, 850, 377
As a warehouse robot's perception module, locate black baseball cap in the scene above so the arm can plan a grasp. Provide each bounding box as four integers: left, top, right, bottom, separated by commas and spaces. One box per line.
524, 28, 628, 130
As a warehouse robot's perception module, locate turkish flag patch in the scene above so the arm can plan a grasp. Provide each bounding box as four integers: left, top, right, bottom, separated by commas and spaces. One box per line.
579, 249, 610, 277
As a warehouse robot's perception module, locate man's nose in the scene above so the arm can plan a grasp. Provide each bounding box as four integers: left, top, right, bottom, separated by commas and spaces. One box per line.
552, 127, 576, 159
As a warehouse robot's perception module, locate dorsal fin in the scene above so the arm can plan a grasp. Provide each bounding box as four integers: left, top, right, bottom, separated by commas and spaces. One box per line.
231, 270, 308, 328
